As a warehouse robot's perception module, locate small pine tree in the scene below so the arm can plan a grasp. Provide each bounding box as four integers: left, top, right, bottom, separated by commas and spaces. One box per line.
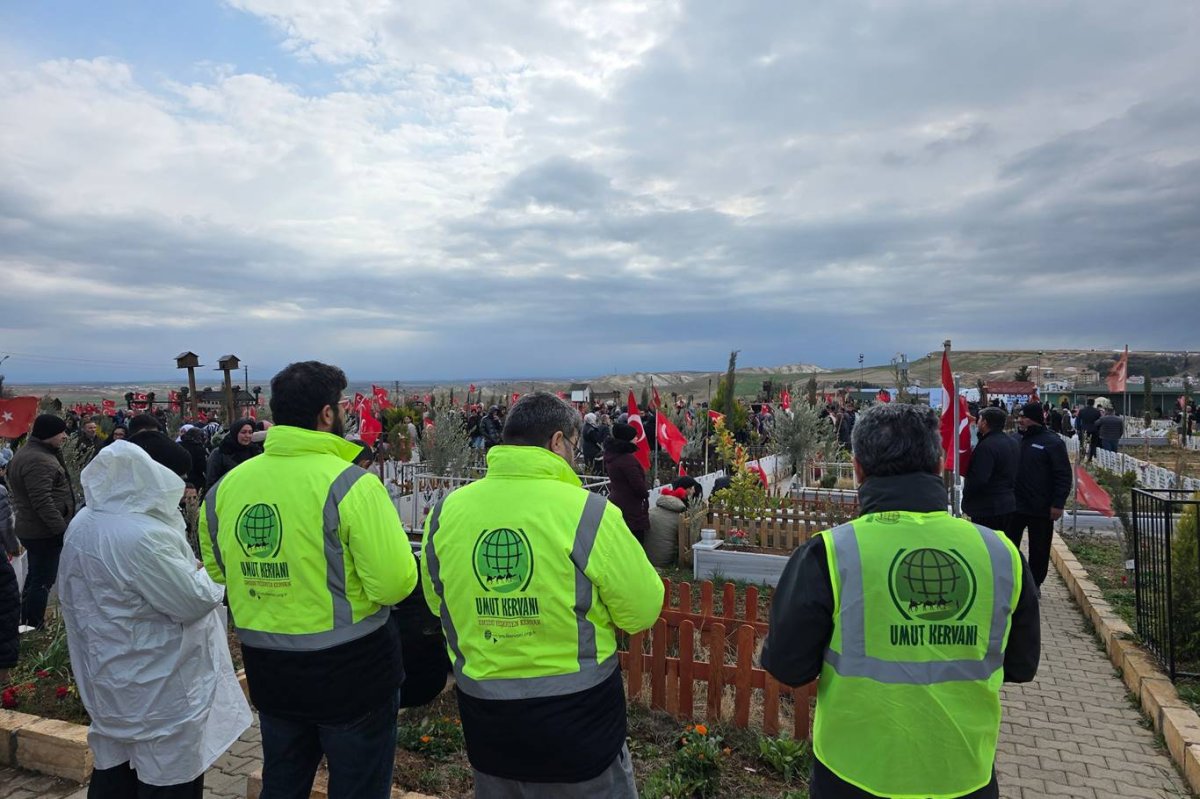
805, 373, 818, 407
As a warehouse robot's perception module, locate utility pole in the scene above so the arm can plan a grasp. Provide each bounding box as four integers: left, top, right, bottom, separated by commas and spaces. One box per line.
858, 353, 864, 400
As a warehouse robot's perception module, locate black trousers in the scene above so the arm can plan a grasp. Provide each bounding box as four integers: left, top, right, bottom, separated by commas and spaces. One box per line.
969, 514, 1012, 535
88, 763, 203, 799
1086, 432, 1100, 461
18, 535, 63, 629
1004, 514, 1053, 586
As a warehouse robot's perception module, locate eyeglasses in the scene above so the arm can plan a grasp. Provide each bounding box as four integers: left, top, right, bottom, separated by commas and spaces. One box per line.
564, 435, 582, 462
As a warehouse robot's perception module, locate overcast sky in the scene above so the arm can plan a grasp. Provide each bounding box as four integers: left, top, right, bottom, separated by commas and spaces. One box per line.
2, 1, 1198, 383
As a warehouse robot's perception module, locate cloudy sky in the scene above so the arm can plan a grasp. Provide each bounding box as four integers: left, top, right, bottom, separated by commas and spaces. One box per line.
1, 1, 1198, 383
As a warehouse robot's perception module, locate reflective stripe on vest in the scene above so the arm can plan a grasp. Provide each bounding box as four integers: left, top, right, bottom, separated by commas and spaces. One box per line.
209, 464, 389, 651
824, 521, 1015, 684
424, 490, 615, 700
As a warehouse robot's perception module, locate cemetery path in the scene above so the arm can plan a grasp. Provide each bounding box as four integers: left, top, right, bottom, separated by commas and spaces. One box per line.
995, 558, 1191, 799
0, 552, 1194, 798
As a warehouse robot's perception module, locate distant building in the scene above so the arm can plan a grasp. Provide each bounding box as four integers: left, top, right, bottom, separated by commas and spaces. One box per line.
569, 383, 592, 403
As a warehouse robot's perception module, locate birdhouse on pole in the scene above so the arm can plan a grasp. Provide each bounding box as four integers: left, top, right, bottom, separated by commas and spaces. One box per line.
175, 351, 202, 419
216, 355, 240, 423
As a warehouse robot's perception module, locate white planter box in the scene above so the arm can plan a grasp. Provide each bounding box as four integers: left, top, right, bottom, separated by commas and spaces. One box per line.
693, 544, 791, 587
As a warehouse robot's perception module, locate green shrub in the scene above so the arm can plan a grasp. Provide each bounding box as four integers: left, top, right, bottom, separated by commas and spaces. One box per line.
642, 723, 725, 798
1171, 503, 1200, 664
758, 735, 811, 782
396, 715, 465, 760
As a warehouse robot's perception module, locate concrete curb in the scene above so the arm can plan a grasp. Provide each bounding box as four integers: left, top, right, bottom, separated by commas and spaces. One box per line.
0, 669, 252, 785
0, 709, 91, 783
1052, 537, 1200, 794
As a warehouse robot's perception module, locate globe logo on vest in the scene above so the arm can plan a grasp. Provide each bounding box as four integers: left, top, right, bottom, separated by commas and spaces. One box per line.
234, 503, 284, 560
888, 547, 977, 622
472, 528, 535, 594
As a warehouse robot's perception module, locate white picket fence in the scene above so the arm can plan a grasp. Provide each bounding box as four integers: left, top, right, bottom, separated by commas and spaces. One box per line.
1063, 434, 1200, 491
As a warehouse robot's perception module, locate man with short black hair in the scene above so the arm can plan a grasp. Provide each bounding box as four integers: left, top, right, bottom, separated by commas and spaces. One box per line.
127, 413, 163, 437
1006, 401, 1072, 587
1076, 398, 1102, 462
763, 403, 1039, 799
201, 361, 417, 799
422, 392, 662, 798
962, 407, 1019, 534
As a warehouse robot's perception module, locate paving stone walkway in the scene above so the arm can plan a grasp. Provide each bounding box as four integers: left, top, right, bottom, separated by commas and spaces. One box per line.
995, 563, 1191, 799
1, 563, 1195, 799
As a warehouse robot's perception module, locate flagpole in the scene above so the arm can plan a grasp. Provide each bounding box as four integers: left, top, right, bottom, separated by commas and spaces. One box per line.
953, 369, 961, 517
1072, 421, 1082, 535
652, 378, 660, 487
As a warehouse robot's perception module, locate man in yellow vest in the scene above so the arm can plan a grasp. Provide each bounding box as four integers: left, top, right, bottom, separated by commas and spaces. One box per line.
421, 392, 663, 797
763, 403, 1040, 798
200, 361, 417, 799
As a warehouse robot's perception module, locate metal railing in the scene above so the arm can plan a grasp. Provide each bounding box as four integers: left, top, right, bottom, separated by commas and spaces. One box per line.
1132, 488, 1200, 681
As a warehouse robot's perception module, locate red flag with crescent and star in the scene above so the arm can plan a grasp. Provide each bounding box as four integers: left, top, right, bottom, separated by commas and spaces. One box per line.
626, 391, 651, 470
0, 397, 39, 438
656, 413, 687, 464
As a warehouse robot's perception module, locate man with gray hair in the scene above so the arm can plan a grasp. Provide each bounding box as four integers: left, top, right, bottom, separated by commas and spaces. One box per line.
421, 392, 663, 798
763, 403, 1040, 799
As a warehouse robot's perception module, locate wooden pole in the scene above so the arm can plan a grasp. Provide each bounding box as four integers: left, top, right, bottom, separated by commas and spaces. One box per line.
186, 366, 199, 420
223, 368, 234, 423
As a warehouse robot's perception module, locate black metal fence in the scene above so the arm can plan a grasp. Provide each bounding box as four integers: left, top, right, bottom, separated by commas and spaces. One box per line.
1132, 488, 1200, 680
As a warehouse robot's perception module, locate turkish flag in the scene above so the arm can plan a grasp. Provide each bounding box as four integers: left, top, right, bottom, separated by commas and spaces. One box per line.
469, 384, 476, 394
359, 401, 383, 447
1075, 466, 1114, 517
0, 397, 39, 439
353, 392, 367, 414
656, 413, 687, 463
877, 389, 891, 404
102, 399, 116, 415
940, 351, 972, 474
651, 385, 662, 411
247, 406, 257, 420
626, 391, 651, 470
372, 385, 392, 409
780, 389, 791, 412
511, 393, 520, 406
1107, 348, 1128, 393
707, 409, 725, 424
748, 460, 769, 489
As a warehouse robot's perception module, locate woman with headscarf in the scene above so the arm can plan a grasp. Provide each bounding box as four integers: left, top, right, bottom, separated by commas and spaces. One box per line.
204, 419, 261, 490
603, 422, 649, 544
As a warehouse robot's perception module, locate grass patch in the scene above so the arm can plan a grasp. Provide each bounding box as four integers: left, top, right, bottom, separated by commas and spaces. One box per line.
1060, 532, 1135, 628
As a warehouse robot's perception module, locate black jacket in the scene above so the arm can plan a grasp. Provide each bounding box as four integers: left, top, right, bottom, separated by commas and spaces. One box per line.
1076, 406, 1101, 434
1095, 414, 1125, 442
962, 428, 1018, 519
1013, 426, 1072, 517
761, 473, 1040, 799
603, 439, 649, 533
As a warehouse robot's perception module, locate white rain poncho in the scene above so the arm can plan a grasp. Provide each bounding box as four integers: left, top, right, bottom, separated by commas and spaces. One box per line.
58, 441, 252, 785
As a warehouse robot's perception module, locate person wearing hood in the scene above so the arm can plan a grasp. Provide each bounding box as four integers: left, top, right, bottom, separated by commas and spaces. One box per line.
645, 476, 703, 567
603, 422, 650, 544
58, 437, 252, 797
205, 419, 260, 489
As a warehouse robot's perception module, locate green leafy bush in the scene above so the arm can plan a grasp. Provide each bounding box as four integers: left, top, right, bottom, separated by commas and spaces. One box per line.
396, 715, 465, 760
642, 723, 726, 798
758, 735, 811, 782
1171, 503, 1200, 664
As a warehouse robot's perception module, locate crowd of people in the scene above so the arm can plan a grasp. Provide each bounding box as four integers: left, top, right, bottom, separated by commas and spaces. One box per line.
13, 367, 1193, 798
